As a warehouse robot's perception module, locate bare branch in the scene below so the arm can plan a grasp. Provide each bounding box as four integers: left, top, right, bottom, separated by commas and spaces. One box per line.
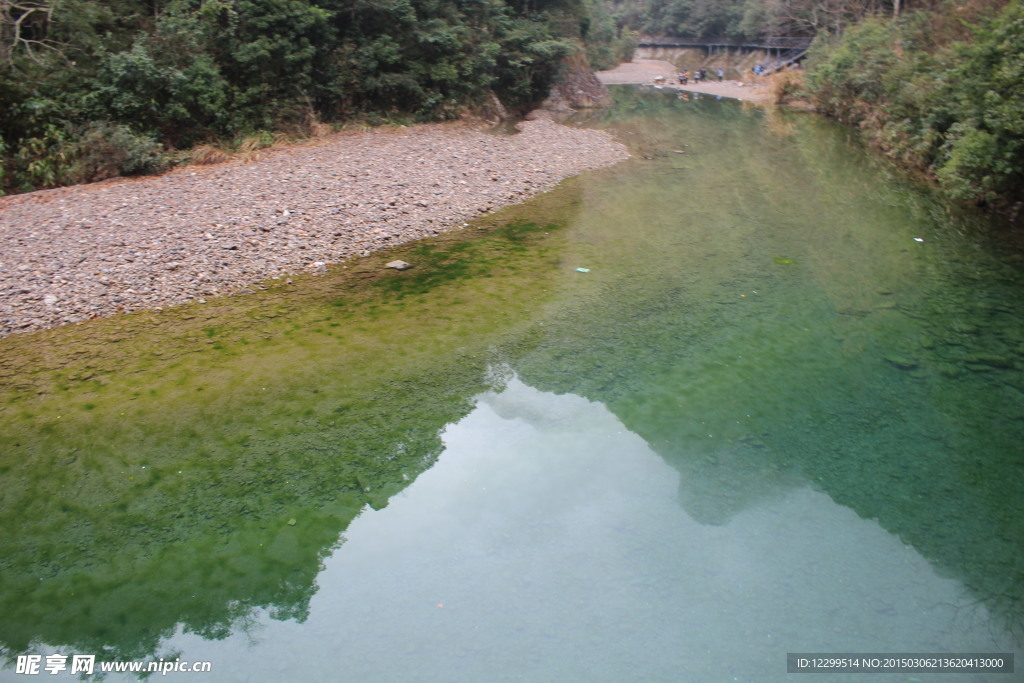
1, 0, 63, 67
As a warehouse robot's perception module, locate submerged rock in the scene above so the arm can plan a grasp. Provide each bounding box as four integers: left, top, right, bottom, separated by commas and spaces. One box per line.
885, 354, 919, 370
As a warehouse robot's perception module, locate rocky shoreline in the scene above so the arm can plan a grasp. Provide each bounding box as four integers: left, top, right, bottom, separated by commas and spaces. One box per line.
0, 114, 629, 337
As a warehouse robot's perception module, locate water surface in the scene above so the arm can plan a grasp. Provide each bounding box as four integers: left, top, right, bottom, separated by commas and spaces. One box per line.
1, 88, 1021, 681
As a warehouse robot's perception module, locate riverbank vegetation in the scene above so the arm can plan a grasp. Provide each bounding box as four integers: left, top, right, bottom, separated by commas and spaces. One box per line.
0, 0, 635, 195
804, 0, 1023, 213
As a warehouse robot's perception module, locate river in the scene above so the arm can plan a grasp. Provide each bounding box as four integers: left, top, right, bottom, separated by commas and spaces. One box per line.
0, 88, 1021, 682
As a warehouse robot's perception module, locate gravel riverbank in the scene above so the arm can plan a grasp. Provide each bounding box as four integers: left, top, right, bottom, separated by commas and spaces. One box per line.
0, 114, 629, 337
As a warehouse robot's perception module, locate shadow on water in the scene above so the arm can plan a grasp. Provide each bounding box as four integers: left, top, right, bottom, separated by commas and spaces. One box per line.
0, 88, 1022, 674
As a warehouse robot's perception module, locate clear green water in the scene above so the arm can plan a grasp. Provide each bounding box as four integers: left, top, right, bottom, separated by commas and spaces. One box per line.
1, 89, 1022, 681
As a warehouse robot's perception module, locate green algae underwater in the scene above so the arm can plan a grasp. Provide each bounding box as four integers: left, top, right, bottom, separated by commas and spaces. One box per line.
0, 199, 584, 660
1, 89, 1023, 679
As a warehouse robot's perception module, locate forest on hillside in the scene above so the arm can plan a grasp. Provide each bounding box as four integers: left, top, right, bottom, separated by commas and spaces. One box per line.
0, 0, 633, 195
602, 0, 920, 40
607, 0, 1023, 214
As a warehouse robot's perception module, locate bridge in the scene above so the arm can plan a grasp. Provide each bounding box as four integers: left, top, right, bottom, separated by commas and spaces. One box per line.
637, 35, 815, 71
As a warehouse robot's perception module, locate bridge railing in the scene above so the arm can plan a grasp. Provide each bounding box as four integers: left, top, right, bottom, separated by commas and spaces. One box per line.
759, 36, 815, 49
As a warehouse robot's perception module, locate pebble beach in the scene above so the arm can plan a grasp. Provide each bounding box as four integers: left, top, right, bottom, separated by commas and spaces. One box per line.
0, 114, 629, 337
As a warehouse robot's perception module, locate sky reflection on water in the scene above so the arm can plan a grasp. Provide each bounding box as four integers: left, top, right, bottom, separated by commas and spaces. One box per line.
136, 378, 1014, 683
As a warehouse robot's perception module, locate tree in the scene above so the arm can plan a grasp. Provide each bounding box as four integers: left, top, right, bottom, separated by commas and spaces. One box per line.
936, 0, 1024, 202
1, 0, 57, 66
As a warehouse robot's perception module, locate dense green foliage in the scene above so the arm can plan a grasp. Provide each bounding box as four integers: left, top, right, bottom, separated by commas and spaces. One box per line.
0, 0, 627, 194
805, 0, 1024, 208
581, 2, 638, 70
600, 0, 914, 40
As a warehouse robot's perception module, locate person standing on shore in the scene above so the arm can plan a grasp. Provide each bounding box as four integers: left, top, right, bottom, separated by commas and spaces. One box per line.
717, 68, 724, 81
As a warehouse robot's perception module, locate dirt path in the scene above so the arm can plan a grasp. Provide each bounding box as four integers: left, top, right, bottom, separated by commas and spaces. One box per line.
596, 59, 771, 103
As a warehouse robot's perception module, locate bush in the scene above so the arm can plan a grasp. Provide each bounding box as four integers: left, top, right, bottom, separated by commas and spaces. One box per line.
0, 92, 76, 194
934, 1, 1024, 203
805, 18, 901, 123
766, 69, 806, 104
73, 123, 169, 182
